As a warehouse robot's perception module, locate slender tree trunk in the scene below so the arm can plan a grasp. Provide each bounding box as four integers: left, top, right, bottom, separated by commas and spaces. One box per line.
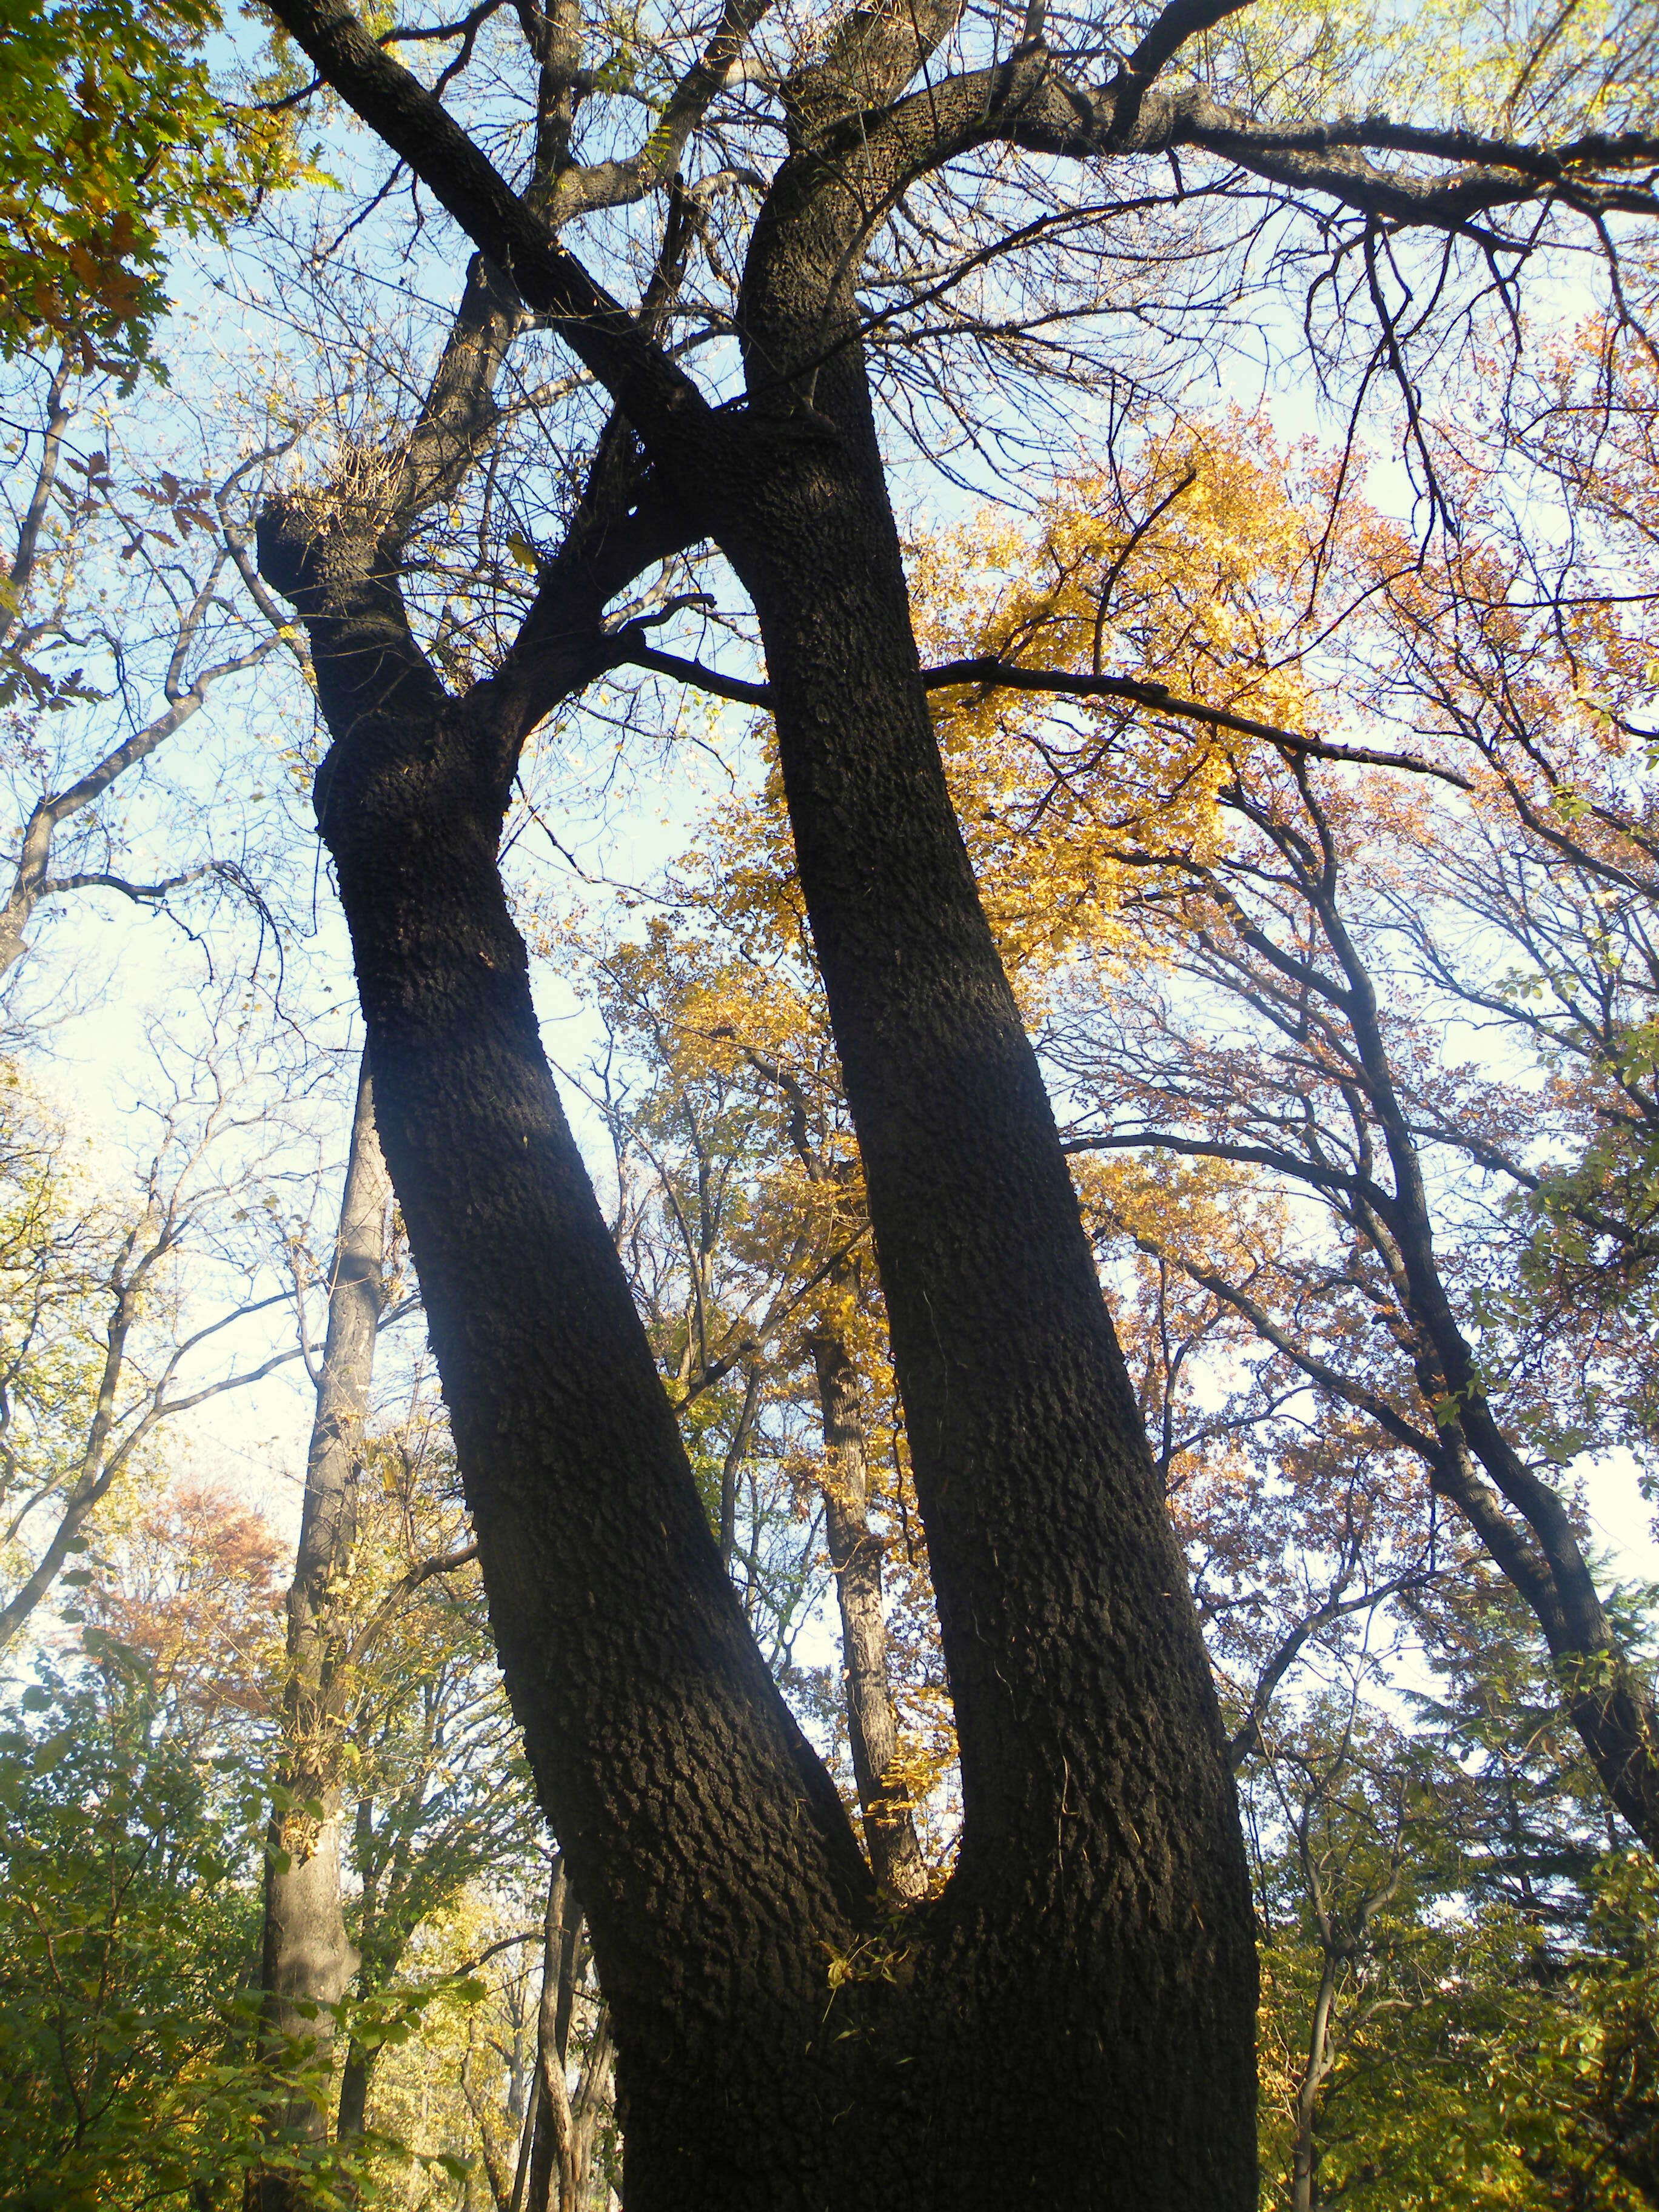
249, 1058, 389, 2211
333, 2045, 372, 2144
1310, 867, 1659, 1844
717, 1364, 761, 1575
1290, 1954, 1341, 2212
0, 347, 73, 662
569, 2005, 615, 2205
808, 1329, 927, 1901
333, 1795, 381, 2143
511, 2066, 541, 2212
529, 1857, 579, 2212
528, 1857, 610, 2212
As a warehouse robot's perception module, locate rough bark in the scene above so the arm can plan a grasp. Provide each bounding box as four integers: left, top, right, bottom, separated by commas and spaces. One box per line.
252, 15, 1257, 2198
662, 112, 1255, 2198
249, 1058, 389, 2211
714, 432, 1253, 2208
262, 333, 1255, 2212
808, 1329, 927, 1902
261, 478, 891, 2206
257, 351, 1256, 2207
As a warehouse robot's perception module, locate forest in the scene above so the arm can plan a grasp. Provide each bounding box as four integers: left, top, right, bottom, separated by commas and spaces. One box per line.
4, 0, 1659, 2204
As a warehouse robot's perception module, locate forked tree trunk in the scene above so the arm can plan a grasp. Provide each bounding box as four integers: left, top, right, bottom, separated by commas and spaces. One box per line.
520, 1857, 613, 2212
697, 184, 1258, 2191
263, 444, 1255, 2212
258, 398, 1259, 2195
249, 1058, 389, 2210
254, 102, 1255, 2193
808, 1329, 927, 1902
246, 0, 1659, 2192
1290, 1953, 1341, 2212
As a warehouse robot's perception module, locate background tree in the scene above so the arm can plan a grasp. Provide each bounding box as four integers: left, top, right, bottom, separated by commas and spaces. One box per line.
853, 404, 1659, 1842
250, 1057, 391, 2212
0, 1036, 314, 1652
0, 336, 306, 985
0, 1512, 324, 2212
0, 0, 293, 365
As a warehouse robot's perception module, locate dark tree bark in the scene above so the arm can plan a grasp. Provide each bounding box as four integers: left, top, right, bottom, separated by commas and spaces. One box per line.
227, 0, 1659, 2180
250, 1056, 389, 2211
332, 2047, 371, 2148
260, 302, 1256, 2212
247, 0, 1599, 2197
808, 1329, 927, 1903
261, 464, 893, 2205
250, 120, 1256, 2212
698, 320, 1254, 2211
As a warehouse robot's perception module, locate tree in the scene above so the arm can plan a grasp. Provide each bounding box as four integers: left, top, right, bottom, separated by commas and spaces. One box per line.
0, 1, 290, 365
1242, 1570, 1659, 2210
967, 414, 1659, 1841
0, 1562, 317, 2212
240, 0, 1659, 2199
250, 1057, 392, 2211
508, 1855, 617, 2212
0, 338, 300, 982
248, 1071, 543, 2205
331, 1424, 535, 2148
0, 1042, 309, 1654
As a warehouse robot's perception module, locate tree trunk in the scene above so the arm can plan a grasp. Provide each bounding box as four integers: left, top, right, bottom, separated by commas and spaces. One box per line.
525, 1858, 616, 2212
528, 1857, 580, 2212
262, 497, 889, 2205
1290, 1954, 1341, 2212
511, 2067, 540, 2212
695, 173, 1260, 2191
255, 161, 1255, 2192
808, 1329, 927, 1902
261, 432, 1256, 2198
249, 1057, 389, 2211
717, 1364, 761, 1575
569, 2004, 615, 2207
333, 2044, 372, 2144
